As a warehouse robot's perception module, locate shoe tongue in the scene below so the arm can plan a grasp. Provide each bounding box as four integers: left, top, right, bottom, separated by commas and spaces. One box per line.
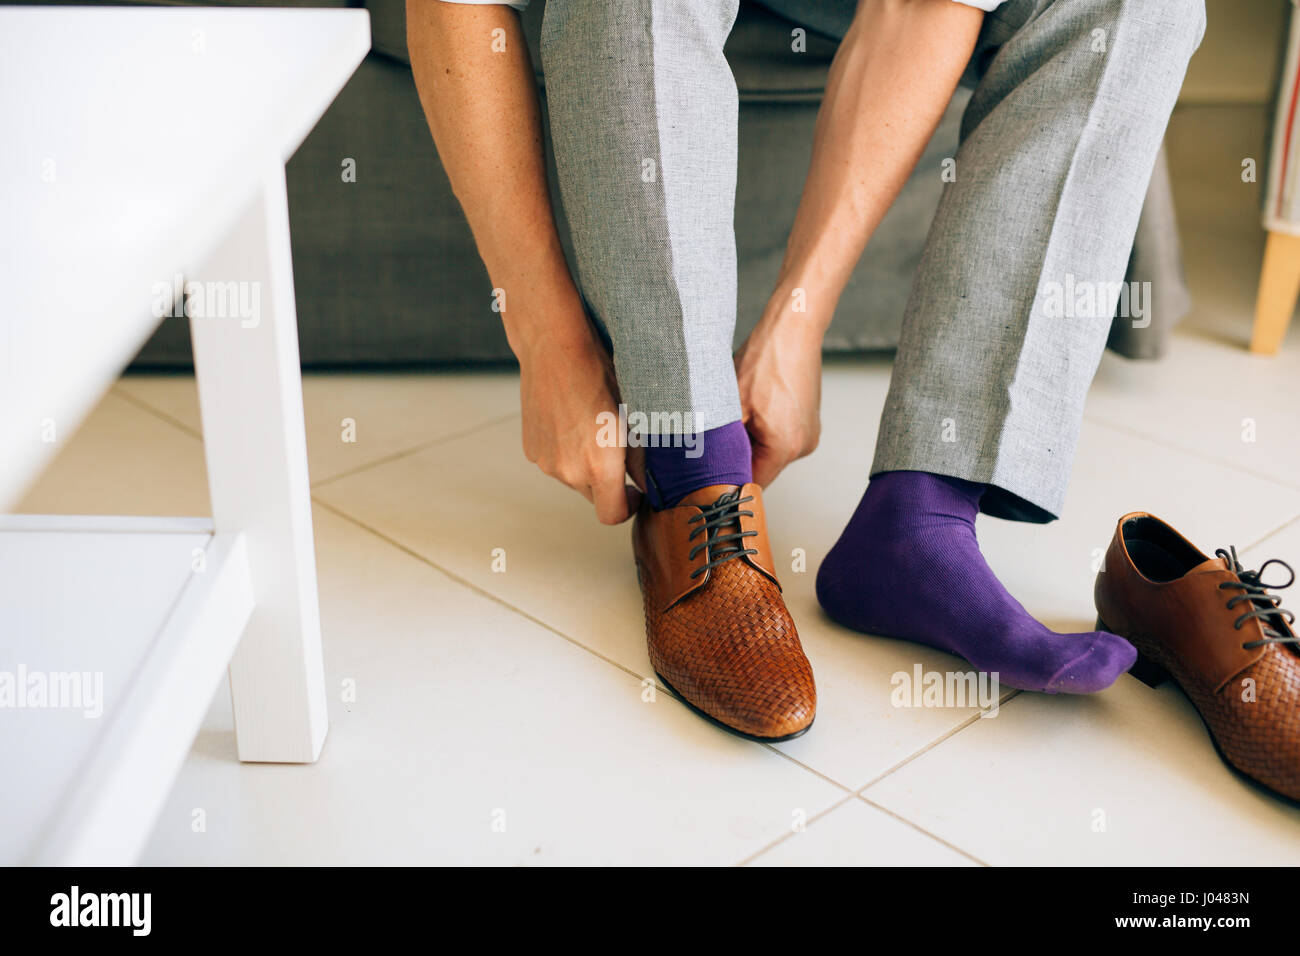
679, 484, 744, 509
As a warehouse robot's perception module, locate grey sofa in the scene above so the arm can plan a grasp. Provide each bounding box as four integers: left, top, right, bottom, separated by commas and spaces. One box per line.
33, 0, 1189, 365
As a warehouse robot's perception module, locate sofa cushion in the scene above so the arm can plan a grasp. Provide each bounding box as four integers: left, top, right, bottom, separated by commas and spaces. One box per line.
726, 2, 840, 101
365, 0, 408, 63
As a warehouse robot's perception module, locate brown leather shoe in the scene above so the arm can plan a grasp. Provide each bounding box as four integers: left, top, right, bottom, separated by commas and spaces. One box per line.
632, 483, 815, 741
1095, 512, 1300, 802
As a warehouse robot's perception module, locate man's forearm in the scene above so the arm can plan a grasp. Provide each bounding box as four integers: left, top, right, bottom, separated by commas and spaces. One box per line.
769, 0, 984, 333
407, 1, 585, 353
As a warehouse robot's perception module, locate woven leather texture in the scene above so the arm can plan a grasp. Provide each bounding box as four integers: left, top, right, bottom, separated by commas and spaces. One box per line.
1138, 631, 1300, 801
634, 518, 816, 740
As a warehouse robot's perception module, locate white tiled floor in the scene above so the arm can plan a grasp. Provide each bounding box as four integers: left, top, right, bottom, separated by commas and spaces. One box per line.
17, 104, 1300, 864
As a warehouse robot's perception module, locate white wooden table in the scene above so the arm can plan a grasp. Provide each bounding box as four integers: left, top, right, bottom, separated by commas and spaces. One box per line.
0, 7, 369, 865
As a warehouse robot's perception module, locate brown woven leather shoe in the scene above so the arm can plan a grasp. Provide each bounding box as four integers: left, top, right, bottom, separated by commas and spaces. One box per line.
1095, 512, 1300, 802
632, 483, 815, 741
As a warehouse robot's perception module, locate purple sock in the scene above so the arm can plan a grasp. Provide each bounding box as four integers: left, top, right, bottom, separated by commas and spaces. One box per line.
815, 471, 1136, 694
644, 420, 752, 509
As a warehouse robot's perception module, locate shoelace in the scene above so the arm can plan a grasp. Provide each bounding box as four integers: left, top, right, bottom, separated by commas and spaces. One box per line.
1215, 546, 1298, 649
686, 490, 758, 580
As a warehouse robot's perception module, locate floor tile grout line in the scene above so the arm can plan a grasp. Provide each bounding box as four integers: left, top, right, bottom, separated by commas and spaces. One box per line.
1242, 510, 1300, 554
1080, 412, 1300, 493
741, 692, 1022, 866
313, 496, 857, 782
856, 794, 991, 867
311, 496, 858, 794
113, 379, 522, 491
310, 411, 521, 489
735, 793, 857, 867
736, 790, 989, 868
311, 496, 651, 682
112, 386, 204, 441
853, 690, 1023, 795
763, 748, 857, 794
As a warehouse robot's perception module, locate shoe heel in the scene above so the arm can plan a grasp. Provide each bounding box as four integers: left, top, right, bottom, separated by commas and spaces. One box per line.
1128, 651, 1170, 689
1096, 616, 1168, 688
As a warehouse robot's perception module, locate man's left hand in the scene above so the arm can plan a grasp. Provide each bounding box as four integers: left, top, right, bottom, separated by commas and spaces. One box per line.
734, 312, 824, 487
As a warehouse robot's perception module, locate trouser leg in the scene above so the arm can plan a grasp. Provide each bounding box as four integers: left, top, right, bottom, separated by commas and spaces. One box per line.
539, 0, 743, 436
871, 0, 1206, 521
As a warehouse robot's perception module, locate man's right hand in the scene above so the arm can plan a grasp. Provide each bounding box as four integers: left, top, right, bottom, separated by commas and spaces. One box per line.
517, 324, 642, 526
408, 2, 639, 525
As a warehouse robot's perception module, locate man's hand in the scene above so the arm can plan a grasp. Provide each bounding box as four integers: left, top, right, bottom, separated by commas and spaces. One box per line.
741, 0, 982, 487
518, 322, 642, 525
735, 309, 824, 488
409, 1, 641, 522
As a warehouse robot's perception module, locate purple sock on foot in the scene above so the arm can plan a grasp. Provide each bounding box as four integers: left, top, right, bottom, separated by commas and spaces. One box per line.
644, 420, 752, 509
815, 470, 1136, 693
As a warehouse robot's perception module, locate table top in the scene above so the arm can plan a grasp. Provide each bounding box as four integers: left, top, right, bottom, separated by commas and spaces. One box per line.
0, 7, 370, 510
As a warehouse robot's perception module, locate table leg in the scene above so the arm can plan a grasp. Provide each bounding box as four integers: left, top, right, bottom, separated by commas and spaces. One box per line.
189, 160, 327, 763
1251, 229, 1300, 354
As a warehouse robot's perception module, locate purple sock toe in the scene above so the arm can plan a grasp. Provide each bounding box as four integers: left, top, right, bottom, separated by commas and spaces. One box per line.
815, 470, 1136, 694
1045, 633, 1139, 694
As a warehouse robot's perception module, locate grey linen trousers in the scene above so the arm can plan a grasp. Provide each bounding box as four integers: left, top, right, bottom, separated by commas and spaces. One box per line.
540, 0, 1206, 522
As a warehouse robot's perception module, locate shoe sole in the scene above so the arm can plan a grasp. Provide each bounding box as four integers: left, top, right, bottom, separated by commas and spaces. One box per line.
654, 670, 814, 744
1098, 614, 1300, 809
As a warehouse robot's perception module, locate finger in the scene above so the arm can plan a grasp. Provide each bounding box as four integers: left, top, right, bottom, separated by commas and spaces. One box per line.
591, 469, 633, 525
751, 443, 786, 488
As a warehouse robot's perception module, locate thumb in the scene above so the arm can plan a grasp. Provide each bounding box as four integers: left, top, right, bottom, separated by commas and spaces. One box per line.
750, 441, 784, 488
